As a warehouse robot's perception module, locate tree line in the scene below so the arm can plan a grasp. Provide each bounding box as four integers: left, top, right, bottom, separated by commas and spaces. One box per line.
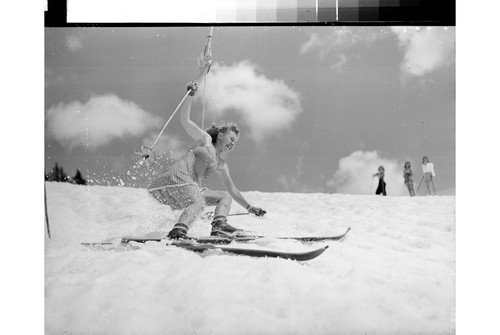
45, 163, 87, 185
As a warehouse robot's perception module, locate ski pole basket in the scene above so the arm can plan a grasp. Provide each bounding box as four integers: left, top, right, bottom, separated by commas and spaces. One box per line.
134, 145, 157, 168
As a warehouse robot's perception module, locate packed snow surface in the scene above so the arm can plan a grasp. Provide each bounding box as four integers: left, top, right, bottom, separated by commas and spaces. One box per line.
45, 182, 455, 334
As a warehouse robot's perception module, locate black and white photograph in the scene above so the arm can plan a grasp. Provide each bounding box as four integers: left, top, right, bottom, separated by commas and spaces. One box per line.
40, 1, 460, 334
6, 0, 494, 334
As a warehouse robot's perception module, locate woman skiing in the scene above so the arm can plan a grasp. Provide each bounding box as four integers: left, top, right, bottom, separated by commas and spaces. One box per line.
373, 165, 387, 196
148, 80, 266, 239
403, 161, 415, 196
421, 156, 436, 195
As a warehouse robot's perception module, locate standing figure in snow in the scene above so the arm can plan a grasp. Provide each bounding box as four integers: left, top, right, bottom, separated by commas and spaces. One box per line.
403, 161, 415, 196
373, 165, 387, 196
147, 80, 266, 239
421, 156, 436, 195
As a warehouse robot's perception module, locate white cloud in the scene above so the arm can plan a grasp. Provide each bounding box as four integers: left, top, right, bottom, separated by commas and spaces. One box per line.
327, 150, 407, 196
391, 27, 455, 77
66, 35, 83, 52
301, 28, 379, 56
300, 32, 329, 59
202, 61, 303, 142
300, 28, 381, 70
46, 94, 161, 151
301, 27, 455, 78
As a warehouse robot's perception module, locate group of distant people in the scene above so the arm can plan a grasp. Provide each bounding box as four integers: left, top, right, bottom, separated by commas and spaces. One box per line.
372, 156, 436, 197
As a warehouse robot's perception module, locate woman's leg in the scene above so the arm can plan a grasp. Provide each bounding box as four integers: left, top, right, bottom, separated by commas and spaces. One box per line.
166, 185, 205, 238
425, 178, 432, 195
177, 199, 205, 228
375, 180, 382, 195
201, 189, 246, 236
201, 189, 232, 217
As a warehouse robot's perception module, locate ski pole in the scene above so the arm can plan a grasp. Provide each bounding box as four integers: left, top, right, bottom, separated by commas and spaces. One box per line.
139, 32, 213, 164
136, 73, 208, 167
202, 212, 249, 220
151, 29, 213, 151
369, 177, 374, 194
416, 175, 424, 195
44, 183, 51, 239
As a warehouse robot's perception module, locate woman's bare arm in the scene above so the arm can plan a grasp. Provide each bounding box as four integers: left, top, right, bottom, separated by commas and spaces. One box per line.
179, 83, 211, 145
216, 162, 250, 209
217, 160, 267, 216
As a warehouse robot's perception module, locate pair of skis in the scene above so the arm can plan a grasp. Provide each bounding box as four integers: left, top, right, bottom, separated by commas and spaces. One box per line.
120, 227, 350, 244
82, 228, 350, 261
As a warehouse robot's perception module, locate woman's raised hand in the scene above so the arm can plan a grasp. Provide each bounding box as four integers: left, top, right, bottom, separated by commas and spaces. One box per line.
186, 80, 199, 96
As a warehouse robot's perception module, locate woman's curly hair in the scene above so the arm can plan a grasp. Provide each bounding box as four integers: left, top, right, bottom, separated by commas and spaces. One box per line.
205, 120, 240, 145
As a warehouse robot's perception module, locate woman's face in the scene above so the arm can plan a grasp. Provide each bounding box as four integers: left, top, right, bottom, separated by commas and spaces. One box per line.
218, 130, 239, 153
423, 157, 429, 163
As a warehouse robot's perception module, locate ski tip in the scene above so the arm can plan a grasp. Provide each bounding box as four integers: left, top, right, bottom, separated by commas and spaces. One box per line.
336, 228, 351, 242
317, 245, 329, 254
299, 245, 329, 261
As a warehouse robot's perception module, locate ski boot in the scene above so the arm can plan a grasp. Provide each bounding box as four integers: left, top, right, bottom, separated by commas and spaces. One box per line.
167, 223, 189, 240
210, 216, 245, 238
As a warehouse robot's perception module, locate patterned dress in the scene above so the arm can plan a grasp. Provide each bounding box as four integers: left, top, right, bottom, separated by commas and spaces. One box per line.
148, 146, 219, 209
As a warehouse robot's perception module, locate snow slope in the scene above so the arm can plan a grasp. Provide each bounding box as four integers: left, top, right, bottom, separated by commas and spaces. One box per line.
45, 182, 455, 334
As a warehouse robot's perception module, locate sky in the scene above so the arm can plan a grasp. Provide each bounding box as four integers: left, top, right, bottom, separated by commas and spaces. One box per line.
45, 26, 455, 195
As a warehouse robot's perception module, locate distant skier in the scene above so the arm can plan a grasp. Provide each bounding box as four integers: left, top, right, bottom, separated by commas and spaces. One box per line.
420, 156, 436, 195
148, 80, 266, 239
373, 165, 387, 196
403, 161, 415, 196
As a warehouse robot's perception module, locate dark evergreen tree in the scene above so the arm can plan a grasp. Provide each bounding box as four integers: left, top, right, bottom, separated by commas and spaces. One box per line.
46, 164, 57, 181
54, 163, 60, 181
46, 163, 86, 184
46, 162, 69, 182
58, 165, 68, 182
73, 169, 87, 185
